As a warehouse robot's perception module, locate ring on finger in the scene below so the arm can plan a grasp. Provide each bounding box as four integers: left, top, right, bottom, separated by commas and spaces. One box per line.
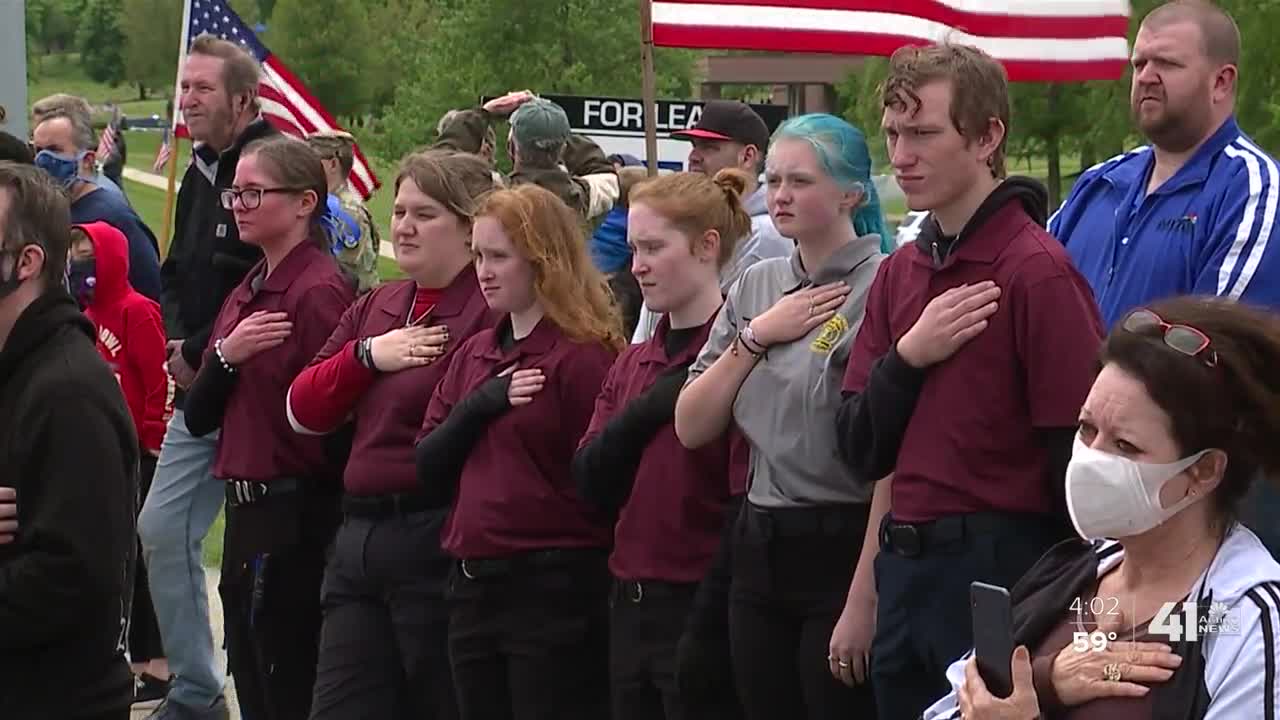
837, 659, 851, 669
1103, 662, 1123, 682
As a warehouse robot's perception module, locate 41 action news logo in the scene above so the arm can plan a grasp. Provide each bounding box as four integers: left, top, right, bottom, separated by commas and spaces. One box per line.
1149, 601, 1241, 642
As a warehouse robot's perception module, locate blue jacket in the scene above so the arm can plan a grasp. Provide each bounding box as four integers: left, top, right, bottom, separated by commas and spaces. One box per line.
1049, 117, 1280, 327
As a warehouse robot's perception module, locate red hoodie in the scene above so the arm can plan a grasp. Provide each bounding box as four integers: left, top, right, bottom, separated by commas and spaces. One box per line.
76, 221, 173, 453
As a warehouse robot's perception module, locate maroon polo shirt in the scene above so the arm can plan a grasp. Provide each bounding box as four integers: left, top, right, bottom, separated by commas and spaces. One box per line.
307, 269, 498, 496
422, 317, 617, 559
579, 315, 749, 584
210, 241, 355, 482
842, 199, 1103, 523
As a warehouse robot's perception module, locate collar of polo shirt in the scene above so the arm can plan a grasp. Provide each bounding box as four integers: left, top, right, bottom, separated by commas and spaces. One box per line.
788, 234, 881, 287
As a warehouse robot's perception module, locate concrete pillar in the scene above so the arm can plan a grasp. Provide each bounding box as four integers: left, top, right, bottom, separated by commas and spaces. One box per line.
0, 0, 28, 139
699, 83, 723, 100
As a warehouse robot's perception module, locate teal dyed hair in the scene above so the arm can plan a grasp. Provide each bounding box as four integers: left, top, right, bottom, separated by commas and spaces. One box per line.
770, 114, 890, 253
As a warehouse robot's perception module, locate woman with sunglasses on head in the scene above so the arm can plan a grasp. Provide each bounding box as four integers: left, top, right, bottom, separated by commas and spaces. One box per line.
572, 169, 752, 720
182, 136, 355, 720
414, 183, 625, 720
286, 151, 499, 720
673, 113, 887, 720
924, 296, 1280, 720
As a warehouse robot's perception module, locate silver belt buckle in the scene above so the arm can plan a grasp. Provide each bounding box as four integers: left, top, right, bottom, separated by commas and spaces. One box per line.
629, 581, 644, 603
461, 559, 477, 580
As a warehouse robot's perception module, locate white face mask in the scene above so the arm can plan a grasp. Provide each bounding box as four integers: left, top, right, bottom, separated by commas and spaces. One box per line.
1065, 435, 1209, 541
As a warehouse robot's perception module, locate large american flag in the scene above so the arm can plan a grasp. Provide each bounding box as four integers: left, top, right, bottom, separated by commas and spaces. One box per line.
173, 0, 380, 199
651, 0, 1132, 82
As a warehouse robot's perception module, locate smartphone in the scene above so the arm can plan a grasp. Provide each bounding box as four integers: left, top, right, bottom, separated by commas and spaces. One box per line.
971, 581, 1015, 699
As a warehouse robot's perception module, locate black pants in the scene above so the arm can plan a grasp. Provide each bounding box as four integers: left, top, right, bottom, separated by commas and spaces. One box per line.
729, 503, 876, 720
220, 486, 340, 720
870, 512, 1064, 720
129, 453, 165, 663
447, 549, 611, 720
310, 510, 457, 720
610, 579, 744, 720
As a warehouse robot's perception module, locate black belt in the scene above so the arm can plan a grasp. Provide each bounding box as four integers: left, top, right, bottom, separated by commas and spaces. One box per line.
879, 511, 1053, 558
223, 477, 302, 508
612, 578, 696, 604
457, 548, 605, 581
741, 502, 869, 539
342, 492, 438, 519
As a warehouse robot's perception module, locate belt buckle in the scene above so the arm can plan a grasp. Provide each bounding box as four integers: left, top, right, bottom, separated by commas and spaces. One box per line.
629, 581, 644, 603
461, 559, 477, 580
255, 482, 269, 501
891, 523, 923, 557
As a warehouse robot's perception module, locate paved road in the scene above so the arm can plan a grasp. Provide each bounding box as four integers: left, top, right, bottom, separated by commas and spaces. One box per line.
131, 570, 239, 719
122, 168, 396, 260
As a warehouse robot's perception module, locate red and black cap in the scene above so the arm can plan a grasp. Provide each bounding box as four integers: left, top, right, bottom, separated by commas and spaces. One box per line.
671, 100, 770, 153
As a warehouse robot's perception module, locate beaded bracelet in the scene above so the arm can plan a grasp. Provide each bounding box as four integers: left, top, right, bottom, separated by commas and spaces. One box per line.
213, 338, 237, 374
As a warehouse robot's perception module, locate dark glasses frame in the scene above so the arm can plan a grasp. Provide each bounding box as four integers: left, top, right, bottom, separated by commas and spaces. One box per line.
1122, 308, 1218, 368
219, 186, 306, 211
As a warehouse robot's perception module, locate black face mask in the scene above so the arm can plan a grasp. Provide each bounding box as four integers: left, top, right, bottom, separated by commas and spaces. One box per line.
0, 249, 23, 300
67, 258, 97, 309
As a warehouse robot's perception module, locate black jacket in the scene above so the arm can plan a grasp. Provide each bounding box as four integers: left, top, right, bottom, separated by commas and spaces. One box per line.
0, 291, 139, 718
161, 119, 278, 375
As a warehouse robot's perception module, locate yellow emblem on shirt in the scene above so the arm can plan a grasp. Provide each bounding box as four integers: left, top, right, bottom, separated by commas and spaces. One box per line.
810, 314, 848, 354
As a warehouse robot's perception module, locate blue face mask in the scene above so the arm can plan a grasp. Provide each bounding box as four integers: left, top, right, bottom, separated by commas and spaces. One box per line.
67, 257, 97, 309
34, 149, 88, 188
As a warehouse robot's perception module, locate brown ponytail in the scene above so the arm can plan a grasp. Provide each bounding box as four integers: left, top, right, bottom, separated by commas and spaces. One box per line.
628, 169, 753, 268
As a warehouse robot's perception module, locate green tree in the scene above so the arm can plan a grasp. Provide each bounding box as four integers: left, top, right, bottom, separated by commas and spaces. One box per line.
267, 0, 375, 119
25, 0, 77, 72
122, 0, 182, 99
77, 0, 127, 87
376, 0, 697, 160
365, 0, 439, 117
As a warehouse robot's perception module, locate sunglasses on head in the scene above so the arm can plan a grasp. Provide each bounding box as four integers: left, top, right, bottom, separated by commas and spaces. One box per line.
1122, 308, 1218, 368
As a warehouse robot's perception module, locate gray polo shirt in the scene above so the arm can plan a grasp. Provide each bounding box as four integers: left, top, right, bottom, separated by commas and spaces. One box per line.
688, 235, 885, 508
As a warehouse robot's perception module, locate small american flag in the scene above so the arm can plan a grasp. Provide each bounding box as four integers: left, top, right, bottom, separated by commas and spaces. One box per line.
173, 0, 380, 199
152, 126, 173, 174
651, 0, 1132, 82
96, 123, 117, 160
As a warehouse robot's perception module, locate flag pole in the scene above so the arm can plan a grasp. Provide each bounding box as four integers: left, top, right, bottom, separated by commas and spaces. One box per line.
640, 0, 658, 178
161, 0, 193, 260
160, 138, 180, 260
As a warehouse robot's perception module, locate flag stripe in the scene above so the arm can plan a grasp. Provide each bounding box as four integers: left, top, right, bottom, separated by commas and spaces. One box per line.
655, 25, 1126, 81
260, 59, 377, 197
652, 0, 1131, 81
658, 0, 1130, 39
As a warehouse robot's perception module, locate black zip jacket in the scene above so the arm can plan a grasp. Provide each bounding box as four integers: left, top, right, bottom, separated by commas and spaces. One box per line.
161, 119, 277, 377
836, 178, 1075, 504
0, 291, 139, 718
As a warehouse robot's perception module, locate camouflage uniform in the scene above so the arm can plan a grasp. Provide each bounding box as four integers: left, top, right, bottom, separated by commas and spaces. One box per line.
333, 183, 382, 294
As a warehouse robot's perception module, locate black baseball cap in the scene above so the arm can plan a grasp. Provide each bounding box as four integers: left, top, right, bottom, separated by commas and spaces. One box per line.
671, 100, 770, 153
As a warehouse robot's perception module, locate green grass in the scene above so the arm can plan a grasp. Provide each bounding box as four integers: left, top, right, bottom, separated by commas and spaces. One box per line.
29, 55, 170, 128
122, 130, 166, 174
202, 510, 225, 568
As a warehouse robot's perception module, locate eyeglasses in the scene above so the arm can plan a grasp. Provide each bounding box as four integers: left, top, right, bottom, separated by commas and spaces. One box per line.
219, 187, 304, 211
1122, 308, 1218, 368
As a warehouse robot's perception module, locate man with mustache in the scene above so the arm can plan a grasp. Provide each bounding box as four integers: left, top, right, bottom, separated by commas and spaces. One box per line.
137, 32, 277, 720
1049, 1, 1280, 558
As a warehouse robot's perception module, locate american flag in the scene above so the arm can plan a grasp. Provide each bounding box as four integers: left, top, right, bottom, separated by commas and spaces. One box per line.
651, 0, 1132, 82
174, 0, 380, 199
96, 122, 117, 160
152, 126, 173, 173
